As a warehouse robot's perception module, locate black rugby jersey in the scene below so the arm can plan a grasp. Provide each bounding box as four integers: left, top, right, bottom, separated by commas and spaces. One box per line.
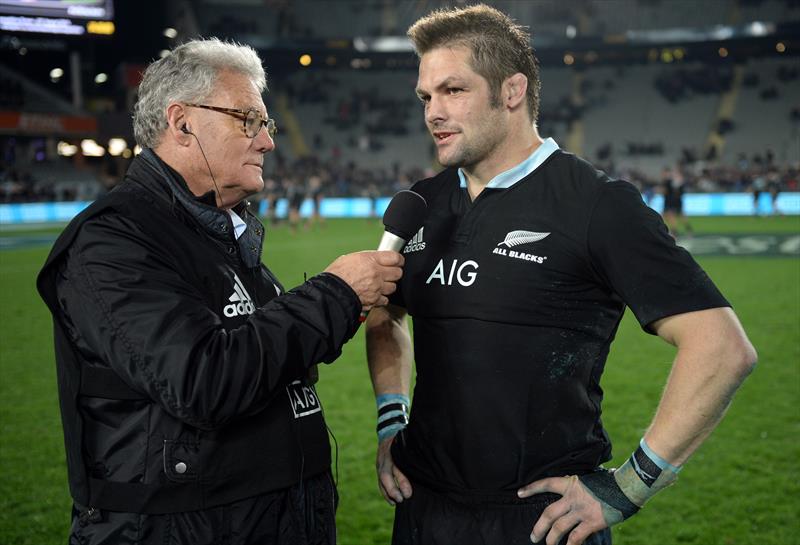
390, 145, 728, 495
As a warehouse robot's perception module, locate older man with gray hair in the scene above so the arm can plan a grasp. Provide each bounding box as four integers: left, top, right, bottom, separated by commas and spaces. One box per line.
37, 38, 404, 545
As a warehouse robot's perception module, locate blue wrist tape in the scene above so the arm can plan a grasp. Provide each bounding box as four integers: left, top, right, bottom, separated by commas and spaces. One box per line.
639, 438, 682, 473
580, 439, 681, 528
376, 394, 409, 443
612, 439, 680, 509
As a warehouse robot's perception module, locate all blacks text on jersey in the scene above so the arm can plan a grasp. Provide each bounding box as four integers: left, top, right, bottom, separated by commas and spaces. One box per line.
492, 247, 548, 264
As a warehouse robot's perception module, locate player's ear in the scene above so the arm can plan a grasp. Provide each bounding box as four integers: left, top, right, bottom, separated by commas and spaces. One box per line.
503, 73, 528, 110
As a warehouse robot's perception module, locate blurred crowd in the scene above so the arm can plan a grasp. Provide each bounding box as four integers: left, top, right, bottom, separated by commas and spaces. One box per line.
598, 149, 799, 201
255, 149, 429, 209
3, 149, 797, 207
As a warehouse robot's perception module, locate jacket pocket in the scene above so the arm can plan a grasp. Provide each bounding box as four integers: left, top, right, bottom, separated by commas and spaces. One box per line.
162, 439, 201, 482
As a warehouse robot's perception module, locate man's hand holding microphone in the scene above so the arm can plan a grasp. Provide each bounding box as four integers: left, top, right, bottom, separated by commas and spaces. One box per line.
325, 190, 427, 314
325, 251, 404, 311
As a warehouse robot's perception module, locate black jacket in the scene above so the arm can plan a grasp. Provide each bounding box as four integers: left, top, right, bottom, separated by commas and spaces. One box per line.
37, 149, 361, 515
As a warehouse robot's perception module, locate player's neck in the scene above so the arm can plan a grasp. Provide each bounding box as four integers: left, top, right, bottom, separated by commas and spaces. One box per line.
463, 127, 543, 200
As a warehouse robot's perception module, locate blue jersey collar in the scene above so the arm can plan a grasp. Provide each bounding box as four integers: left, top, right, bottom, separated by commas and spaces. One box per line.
458, 137, 560, 189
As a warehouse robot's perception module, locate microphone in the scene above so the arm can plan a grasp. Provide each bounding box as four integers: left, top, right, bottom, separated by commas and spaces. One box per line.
378, 190, 428, 251
360, 190, 427, 322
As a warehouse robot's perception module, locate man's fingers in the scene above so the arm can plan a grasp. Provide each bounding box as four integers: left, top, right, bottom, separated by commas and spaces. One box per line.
323, 251, 403, 308
518, 476, 570, 498
531, 499, 571, 543
528, 474, 609, 545
565, 522, 602, 545
381, 265, 404, 282
377, 482, 397, 506
543, 513, 580, 545
372, 250, 405, 267
375, 437, 400, 505
379, 469, 404, 504
392, 464, 413, 499
382, 280, 398, 295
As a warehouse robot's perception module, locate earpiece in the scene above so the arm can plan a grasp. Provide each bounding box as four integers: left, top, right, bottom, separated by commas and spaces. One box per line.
181, 125, 191, 134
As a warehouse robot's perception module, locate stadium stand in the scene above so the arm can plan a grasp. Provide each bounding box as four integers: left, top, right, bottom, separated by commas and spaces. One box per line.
725, 57, 800, 164
0, 0, 797, 208
277, 69, 430, 171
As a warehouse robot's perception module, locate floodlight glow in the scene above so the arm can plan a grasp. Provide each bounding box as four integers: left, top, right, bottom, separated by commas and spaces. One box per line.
749, 22, 767, 36
108, 138, 127, 156
81, 139, 106, 157
58, 141, 78, 157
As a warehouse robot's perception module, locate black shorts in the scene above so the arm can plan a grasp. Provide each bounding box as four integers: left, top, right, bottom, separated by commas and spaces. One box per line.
392, 481, 612, 545
290, 193, 305, 210
663, 198, 683, 214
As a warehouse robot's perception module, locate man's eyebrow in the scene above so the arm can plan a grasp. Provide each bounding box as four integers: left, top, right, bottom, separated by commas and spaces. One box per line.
438, 76, 466, 87
417, 76, 467, 96
233, 101, 265, 113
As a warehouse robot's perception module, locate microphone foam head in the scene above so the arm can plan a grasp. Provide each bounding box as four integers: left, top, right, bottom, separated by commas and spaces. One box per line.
383, 190, 428, 241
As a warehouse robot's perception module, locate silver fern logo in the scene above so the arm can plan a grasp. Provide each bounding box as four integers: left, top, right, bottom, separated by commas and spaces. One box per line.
497, 230, 550, 248
493, 230, 550, 264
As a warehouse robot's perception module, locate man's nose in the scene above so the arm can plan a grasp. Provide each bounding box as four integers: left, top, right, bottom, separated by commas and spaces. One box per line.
425, 96, 446, 125
254, 126, 275, 153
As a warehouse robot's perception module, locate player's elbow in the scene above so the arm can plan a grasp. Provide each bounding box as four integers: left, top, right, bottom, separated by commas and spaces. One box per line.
737, 339, 758, 378
707, 309, 758, 381
723, 334, 757, 382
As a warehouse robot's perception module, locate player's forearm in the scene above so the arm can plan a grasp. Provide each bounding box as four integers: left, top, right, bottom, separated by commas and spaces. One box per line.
646, 308, 757, 465
365, 304, 413, 396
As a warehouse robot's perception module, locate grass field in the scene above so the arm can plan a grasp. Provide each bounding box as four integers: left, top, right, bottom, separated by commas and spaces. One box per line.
1, 215, 798, 545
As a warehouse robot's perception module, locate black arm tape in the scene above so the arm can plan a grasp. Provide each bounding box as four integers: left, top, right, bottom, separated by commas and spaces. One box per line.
377, 414, 409, 432
579, 469, 640, 521
377, 402, 408, 418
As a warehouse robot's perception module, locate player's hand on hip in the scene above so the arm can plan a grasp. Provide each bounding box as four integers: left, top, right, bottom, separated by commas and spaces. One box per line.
324, 251, 404, 311
518, 475, 608, 545
376, 435, 412, 505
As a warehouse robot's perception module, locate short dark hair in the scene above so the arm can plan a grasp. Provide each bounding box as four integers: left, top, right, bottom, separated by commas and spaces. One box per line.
407, 3, 541, 122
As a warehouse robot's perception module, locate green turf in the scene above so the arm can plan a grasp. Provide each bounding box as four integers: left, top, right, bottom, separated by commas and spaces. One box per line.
1, 216, 798, 544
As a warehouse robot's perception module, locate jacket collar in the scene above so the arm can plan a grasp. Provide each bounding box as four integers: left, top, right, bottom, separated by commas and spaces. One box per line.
129, 148, 265, 268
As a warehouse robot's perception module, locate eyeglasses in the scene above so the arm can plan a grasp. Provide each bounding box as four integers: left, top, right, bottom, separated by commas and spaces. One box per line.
184, 103, 278, 138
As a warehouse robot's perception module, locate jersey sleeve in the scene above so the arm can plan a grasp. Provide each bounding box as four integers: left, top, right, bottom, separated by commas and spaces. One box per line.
586, 180, 729, 332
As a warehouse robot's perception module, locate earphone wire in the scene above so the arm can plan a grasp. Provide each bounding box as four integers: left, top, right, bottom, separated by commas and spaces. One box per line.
187, 131, 222, 200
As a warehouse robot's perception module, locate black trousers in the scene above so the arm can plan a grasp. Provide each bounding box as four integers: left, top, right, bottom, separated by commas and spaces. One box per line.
392, 481, 612, 545
69, 471, 338, 545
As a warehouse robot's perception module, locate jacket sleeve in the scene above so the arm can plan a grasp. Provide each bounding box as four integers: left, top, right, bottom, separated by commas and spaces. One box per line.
55, 213, 361, 430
